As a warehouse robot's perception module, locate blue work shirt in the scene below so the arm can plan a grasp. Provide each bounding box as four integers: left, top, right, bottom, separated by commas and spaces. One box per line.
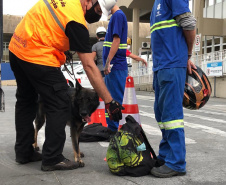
103, 10, 128, 71
150, 0, 190, 72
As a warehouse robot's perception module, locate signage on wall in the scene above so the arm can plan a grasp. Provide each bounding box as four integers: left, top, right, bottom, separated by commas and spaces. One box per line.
206, 61, 223, 77
195, 34, 201, 52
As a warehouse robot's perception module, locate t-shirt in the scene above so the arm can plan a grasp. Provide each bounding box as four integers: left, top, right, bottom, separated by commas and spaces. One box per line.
65, 21, 91, 53
103, 10, 128, 71
150, 0, 190, 72
92, 40, 104, 71
126, 49, 131, 57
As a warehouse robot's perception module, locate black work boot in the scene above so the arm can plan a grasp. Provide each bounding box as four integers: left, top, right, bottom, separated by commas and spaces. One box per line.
151, 164, 186, 178
156, 159, 165, 167
41, 158, 79, 171
16, 151, 42, 164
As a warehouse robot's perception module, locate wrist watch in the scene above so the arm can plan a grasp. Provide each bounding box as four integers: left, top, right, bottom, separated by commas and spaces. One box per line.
188, 54, 192, 59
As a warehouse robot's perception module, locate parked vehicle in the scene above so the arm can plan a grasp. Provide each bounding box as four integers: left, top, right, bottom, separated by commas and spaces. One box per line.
62, 64, 93, 89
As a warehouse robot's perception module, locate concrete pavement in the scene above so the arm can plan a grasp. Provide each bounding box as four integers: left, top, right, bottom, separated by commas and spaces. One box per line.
0, 86, 226, 185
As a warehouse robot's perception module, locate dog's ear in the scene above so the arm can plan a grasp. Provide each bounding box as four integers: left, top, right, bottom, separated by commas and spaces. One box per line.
75, 79, 82, 92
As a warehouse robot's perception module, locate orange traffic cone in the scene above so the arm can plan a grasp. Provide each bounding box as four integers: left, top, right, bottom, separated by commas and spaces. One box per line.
88, 97, 107, 127
119, 76, 141, 130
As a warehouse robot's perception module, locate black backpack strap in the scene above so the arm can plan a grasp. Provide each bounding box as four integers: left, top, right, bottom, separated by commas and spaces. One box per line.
125, 115, 137, 123
125, 115, 157, 160
140, 128, 157, 160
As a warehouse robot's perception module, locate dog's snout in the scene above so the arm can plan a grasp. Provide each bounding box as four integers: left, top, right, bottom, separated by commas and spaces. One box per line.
80, 112, 88, 117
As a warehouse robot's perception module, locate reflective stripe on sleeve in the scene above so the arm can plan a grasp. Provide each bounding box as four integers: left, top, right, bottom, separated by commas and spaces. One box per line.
103, 41, 127, 49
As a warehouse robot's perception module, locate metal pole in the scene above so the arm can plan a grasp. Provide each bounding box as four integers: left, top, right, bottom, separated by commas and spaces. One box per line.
0, 0, 5, 112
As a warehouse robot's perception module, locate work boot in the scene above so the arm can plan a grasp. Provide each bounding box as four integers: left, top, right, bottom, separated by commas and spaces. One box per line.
156, 159, 165, 167
16, 151, 42, 164
151, 164, 186, 178
41, 158, 79, 171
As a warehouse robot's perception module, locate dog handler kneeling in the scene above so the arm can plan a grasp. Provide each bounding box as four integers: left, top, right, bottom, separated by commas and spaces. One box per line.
9, 0, 122, 171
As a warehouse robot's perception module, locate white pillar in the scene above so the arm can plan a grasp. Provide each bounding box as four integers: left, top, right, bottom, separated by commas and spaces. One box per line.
204, 36, 207, 55
132, 8, 140, 56
131, 8, 140, 73
220, 37, 223, 51
212, 36, 215, 53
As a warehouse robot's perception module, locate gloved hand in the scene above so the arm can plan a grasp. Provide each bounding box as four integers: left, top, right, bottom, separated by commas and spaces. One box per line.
105, 100, 125, 122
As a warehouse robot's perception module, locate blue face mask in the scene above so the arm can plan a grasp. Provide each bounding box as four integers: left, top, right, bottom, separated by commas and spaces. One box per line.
137, 142, 146, 152
85, 2, 101, 24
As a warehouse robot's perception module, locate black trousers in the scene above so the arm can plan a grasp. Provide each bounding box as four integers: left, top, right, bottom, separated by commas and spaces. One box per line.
9, 51, 70, 165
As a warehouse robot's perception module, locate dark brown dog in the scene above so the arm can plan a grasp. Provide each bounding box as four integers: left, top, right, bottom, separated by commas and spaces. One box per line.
33, 80, 100, 167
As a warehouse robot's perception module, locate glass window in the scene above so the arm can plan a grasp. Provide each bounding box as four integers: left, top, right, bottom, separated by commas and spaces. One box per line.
209, 0, 214, 6
214, 37, 220, 45
215, 46, 220, 51
3, 42, 9, 51
216, 0, 222, 3
223, 36, 226, 44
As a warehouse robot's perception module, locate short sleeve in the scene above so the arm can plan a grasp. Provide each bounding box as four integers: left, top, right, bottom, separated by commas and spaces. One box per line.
112, 13, 124, 39
92, 43, 97, 52
126, 49, 131, 57
166, 0, 191, 18
65, 21, 92, 53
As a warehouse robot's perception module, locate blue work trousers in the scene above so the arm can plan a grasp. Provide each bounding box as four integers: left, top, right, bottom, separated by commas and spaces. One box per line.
105, 69, 128, 131
153, 67, 187, 172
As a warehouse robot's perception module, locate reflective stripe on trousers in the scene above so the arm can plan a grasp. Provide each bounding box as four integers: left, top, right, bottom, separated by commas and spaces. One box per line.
158, 119, 184, 130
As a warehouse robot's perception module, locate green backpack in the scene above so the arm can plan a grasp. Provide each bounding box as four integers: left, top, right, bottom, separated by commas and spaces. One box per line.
106, 115, 159, 177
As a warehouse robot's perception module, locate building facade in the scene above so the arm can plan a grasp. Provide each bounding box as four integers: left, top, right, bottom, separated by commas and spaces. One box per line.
1, 0, 226, 97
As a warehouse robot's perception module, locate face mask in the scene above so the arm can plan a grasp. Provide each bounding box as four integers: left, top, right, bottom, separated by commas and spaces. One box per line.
127, 45, 131, 50
85, 2, 102, 24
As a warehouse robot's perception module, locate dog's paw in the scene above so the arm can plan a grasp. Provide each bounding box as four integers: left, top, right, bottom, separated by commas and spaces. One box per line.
80, 152, 85, 158
79, 160, 85, 167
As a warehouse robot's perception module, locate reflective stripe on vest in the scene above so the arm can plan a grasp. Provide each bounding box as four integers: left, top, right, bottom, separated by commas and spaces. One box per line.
43, 0, 65, 32
158, 119, 184, 130
103, 41, 127, 49
150, 19, 179, 34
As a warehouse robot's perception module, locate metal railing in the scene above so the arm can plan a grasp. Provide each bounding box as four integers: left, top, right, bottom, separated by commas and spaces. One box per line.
128, 57, 153, 85
129, 50, 226, 86
191, 50, 226, 75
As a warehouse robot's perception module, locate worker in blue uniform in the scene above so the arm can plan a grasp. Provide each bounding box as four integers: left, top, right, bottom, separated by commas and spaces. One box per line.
150, 0, 197, 178
103, 4, 128, 132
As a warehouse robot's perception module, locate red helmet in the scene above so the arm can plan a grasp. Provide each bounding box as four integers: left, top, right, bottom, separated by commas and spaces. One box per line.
183, 66, 212, 110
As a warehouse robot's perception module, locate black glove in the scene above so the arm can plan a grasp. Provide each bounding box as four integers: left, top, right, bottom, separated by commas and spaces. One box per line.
105, 100, 125, 122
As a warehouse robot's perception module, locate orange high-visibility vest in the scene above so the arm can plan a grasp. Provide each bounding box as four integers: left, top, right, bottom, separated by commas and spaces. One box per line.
9, 0, 87, 67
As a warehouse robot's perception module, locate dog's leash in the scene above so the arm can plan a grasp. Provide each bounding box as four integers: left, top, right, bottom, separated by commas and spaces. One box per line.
64, 51, 77, 81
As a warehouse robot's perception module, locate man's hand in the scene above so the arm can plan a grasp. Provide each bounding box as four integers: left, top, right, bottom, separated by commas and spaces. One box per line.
187, 59, 197, 74
104, 59, 111, 75
105, 100, 125, 122
142, 59, 148, 67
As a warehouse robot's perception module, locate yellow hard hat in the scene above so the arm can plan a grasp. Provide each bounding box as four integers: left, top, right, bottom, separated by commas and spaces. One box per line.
127, 37, 131, 45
